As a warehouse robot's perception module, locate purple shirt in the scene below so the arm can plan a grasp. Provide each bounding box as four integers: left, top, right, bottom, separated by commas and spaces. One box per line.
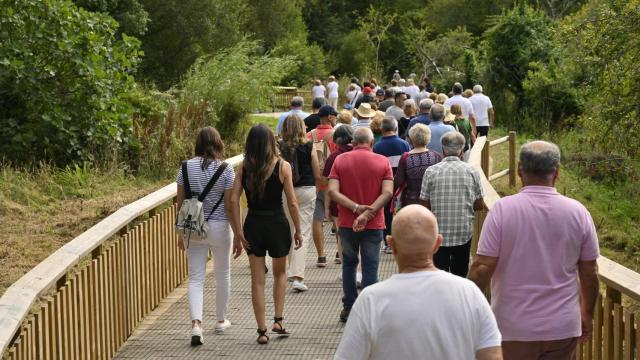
477, 186, 599, 341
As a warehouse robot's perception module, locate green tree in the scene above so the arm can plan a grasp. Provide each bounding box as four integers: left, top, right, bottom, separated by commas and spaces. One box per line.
356, 5, 397, 77
0, 0, 141, 165
73, 0, 149, 36
138, 0, 249, 89
335, 30, 375, 77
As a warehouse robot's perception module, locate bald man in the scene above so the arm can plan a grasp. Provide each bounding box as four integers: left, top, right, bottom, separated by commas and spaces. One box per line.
335, 205, 502, 360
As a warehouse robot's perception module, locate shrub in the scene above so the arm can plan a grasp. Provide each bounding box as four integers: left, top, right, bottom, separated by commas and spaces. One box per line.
0, 0, 141, 166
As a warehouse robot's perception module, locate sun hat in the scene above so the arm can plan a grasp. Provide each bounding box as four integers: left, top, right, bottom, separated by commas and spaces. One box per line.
354, 103, 376, 118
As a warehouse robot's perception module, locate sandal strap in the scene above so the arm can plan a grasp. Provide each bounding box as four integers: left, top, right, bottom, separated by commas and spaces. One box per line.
274, 316, 284, 322
257, 328, 268, 335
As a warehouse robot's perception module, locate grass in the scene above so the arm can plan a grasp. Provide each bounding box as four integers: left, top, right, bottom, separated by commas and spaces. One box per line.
488, 128, 640, 272
0, 164, 169, 295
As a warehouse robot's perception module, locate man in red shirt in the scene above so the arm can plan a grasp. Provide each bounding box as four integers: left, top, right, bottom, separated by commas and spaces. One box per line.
328, 127, 393, 322
307, 105, 337, 267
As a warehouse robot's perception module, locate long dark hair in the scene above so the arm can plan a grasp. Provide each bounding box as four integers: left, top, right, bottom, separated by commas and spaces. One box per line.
243, 124, 278, 199
195, 127, 225, 170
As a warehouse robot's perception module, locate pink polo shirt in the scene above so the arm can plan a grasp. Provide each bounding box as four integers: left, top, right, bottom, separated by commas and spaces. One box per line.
477, 186, 599, 341
328, 146, 393, 230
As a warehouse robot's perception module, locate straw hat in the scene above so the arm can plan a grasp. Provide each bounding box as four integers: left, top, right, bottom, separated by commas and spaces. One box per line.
354, 103, 376, 118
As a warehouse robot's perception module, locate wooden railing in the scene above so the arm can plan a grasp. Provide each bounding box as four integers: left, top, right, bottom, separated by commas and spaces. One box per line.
0, 155, 244, 360
270, 87, 314, 112
481, 131, 517, 186
469, 136, 640, 360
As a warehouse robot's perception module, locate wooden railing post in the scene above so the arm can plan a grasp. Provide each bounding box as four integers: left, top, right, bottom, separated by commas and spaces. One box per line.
509, 131, 517, 187
481, 139, 490, 178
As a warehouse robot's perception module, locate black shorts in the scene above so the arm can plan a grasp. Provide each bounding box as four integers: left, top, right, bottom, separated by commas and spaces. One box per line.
243, 210, 292, 258
476, 126, 490, 137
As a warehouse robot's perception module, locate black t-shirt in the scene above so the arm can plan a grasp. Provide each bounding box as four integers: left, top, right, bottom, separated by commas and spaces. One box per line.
304, 113, 321, 132
355, 95, 375, 109
279, 141, 315, 187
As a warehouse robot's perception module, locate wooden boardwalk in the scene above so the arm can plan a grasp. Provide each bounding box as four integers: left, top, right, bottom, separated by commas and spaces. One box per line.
114, 224, 398, 359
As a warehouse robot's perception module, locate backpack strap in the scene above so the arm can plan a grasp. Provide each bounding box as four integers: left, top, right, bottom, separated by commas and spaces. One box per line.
311, 129, 318, 143
198, 162, 229, 202
181, 161, 193, 198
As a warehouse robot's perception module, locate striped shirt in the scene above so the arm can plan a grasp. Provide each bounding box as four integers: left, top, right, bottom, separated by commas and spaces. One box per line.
176, 157, 235, 221
420, 157, 484, 247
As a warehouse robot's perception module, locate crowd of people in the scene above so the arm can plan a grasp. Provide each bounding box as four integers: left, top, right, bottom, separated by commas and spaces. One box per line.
174, 72, 600, 360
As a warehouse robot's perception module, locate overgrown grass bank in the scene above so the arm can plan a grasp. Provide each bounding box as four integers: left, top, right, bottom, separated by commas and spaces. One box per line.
489, 128, 640, 272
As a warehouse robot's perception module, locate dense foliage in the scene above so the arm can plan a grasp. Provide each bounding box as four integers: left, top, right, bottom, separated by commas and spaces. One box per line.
0, 0, 141, 165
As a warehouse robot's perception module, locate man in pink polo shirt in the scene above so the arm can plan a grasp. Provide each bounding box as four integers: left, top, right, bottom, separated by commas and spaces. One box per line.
328, 127, 393, 323
468, 141, 600, 360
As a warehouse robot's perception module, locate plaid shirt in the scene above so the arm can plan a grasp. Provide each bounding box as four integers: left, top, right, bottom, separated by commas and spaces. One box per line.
420, 156, 484, 247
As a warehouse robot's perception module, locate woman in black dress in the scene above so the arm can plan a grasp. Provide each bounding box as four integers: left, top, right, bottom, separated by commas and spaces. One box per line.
229, 124, 302, 345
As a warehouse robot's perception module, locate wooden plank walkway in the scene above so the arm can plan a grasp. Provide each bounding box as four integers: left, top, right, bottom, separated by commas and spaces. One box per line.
114, 224, 398, 359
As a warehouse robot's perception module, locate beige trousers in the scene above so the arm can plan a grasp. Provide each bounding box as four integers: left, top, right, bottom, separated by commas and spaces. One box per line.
283, 186, 316, 280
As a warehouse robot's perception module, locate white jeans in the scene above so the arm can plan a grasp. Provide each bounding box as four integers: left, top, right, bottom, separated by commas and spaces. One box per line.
328, 97, 339, 109
187, 220, 233, 322
283, 186, 316, 280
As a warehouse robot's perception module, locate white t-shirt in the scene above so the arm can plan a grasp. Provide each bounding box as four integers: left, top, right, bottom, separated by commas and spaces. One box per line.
445, 95, 475, 119
312, 85, 326, 99
385, 105, 404, 121
327, 81, 339, 98
404, 85, 420, 101
470, 93, 493, 127
334, 271, 501, 360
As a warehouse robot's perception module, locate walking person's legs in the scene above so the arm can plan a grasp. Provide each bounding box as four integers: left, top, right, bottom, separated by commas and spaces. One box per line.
382, 203, 393, 253
248, 255, 267, 339
339, 228, 359, 321
209, 221, 233, 330
312, 191, 326, 267
271, 256, 290, 334
187, 242, 209, 327
360, 230, 383, 288
285, 187, 315, 291
449, 239, 472, 277
433, 245, 452, 272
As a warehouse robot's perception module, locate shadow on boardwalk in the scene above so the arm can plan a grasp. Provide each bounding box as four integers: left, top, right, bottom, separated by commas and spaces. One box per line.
114, 224, 398, 359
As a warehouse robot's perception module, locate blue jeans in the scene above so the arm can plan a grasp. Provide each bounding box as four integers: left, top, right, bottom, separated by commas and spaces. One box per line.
339, 228, 384, 308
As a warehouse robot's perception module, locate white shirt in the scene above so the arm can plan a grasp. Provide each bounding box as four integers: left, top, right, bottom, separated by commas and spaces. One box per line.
445, 95, 475, 119
327, 81, 339, 98
385, 105, 404, 121
470, 93, 493, 127
312, 85, 326, 99
404, 85, 420, 101
335, 271, 501, 360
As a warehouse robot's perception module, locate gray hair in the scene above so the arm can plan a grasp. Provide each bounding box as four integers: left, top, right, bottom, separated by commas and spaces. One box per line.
333, 124, 354, 145
408, 124, 431, 147
291, 96, 304, 108
353, 127, 374, 145
430, 103, 445, 122
473, 84, 483, 93
519, 141, 561, 177
441, 132, 465, 156
381, 117, 398, 132
419, 98, 434, 112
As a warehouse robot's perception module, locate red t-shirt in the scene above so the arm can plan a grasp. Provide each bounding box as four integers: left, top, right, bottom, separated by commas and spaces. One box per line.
328, 146, 393, 230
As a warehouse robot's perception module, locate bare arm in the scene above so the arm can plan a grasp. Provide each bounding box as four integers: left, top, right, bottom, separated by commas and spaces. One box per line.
489, 108, 495, 128
469, 113, 477, 131
468, 255, 498, 291
476, 346, 502, 360
578, 259, 599, 341
176, 184, 186, 250
228, 163, 246, 257
310, 147, 321, 184
474, 198, 486, 211
328, 178, 359, 212
353, 179, 393, 231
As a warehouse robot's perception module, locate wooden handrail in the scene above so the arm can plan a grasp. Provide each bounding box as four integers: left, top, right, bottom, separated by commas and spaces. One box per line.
0, 154, 244, 356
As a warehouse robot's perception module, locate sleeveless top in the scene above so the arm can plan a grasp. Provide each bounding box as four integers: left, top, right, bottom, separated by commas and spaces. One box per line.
279, 141, 314, 187
242, 160, 284, 212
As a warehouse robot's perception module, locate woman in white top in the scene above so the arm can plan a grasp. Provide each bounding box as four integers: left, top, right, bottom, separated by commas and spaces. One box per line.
326, 75, 339, 109
176, 127, 238, 346
312, 79, 326, 100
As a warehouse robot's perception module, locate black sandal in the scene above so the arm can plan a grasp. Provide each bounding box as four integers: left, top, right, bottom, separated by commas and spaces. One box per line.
257, 328, 269, 344
272, 317, 291, 336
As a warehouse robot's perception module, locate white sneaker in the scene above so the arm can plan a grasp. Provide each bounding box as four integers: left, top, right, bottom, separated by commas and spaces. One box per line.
292, 280, 308, 292
356, 272, 363, 288
191, 325, 204, 346
214, 319, 231, 332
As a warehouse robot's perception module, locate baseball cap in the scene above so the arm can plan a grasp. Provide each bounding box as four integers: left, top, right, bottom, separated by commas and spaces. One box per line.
376, 89, 385, 96
363, 86, 373, 95
318, 105, 339, 117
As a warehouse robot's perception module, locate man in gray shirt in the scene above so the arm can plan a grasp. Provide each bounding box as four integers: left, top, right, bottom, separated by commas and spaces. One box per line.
427, 104, 456, 155
384, 91, 406, 122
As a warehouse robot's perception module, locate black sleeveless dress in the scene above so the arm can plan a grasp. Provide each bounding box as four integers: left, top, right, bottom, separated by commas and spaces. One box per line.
242, 160, 292, 258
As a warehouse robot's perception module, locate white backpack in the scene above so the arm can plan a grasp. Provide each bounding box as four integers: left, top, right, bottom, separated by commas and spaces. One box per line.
175, 161, 228, 248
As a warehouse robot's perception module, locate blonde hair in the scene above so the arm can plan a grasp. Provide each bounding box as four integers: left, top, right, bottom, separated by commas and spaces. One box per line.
436, 93, 448, 104
370, 113, 383, 135
281, 114, 308, 147
314, 79, 321, 86
408, 124, 431, 147
429, 92, 438, 101
337, 110, 353, 125
450, 103, 463, 116
404, 100, 417, 117
463, 89, 473, 98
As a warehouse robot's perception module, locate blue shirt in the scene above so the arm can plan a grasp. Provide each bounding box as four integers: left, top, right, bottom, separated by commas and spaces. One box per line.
427, 121, 456, 155
407, 113, 431, 131
276, 109, 311, 134
373, 135, 411, 172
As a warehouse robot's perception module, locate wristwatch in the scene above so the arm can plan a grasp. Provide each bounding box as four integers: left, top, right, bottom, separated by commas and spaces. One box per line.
352, 204, 359, 214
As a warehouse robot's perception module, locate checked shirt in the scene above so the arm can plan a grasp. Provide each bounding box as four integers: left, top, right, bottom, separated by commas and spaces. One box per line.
420, 156, 484, 247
